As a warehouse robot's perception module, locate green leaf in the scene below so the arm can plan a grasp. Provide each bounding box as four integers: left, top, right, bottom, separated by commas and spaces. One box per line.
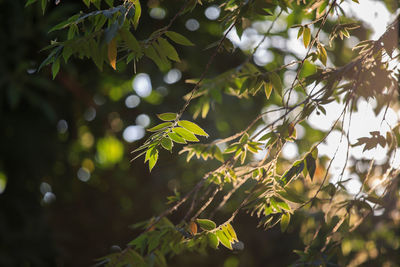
196, 219, 216, 231
124, 249, 146, 267
147, 122, 173, 132
165, 31, 194, 46
144, 45, 169, 72
25, 0, 37, 7
280, 213, 290, 232
82, 0, 90, 7
51, 59, 60, 79
158, 37, 180, 62
41, 0, 47, 14
303, 26, 311, 48
152, 41, 171, 71
178, 120, 209, 137
161, 137, 173, 151
268, 72, 282, 97
157, 112, 177, 121
38, 45, 63, 71
120, 28, 141, 53
207, 233, 219, 249
167, 132, 187, 144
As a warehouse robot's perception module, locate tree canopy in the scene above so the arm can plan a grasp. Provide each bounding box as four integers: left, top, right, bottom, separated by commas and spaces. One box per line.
1, 0, 400, 266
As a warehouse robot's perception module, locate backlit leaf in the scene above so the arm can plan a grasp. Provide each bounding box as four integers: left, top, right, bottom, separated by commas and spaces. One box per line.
225, 223, 238, 242
173, 127, 199, 142
168, 132, 186, 144
161, 137, 173, 151
157, 113, 177, 121
280, 213, 290, 232
148, 149, 159, 172
178, 120, 209, 137
303, 26, 311, 48
216, 229, 232, 250
147, 122, 173, 132
132, 0, 141, 29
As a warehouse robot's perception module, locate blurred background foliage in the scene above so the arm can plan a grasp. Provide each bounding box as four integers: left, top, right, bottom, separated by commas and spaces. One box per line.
0, 0, 399, 266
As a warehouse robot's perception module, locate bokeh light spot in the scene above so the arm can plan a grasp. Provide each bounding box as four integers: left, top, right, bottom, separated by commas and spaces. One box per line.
77, 167, 91, 182
123, 125, 145, 143
57, 120, 68, 134
84, 107, 96, 121
135, 114, 150, 128
150, 7, 166, 20
96, 136, 124, 167
163, 69, 182, 84
185, 19, 200, 31
205, 6, 220, 20
125, 95, 140, 108
132, 73, 152, 97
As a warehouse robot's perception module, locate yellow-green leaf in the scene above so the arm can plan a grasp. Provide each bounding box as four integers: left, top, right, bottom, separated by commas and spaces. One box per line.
178, 120, 209, 137
216, 229, 232, 250
157, 112, 177, 121
297, 26, 304, 39
318, 44, 327, 66
173, 127, 199, 142
168, 132, 186, 144
224, 223, 238, 242
132, 0, 141, 30
280, 213, 290, 232
303, 26, 311, 48
264, 81, 273, 99
161, 137, 173, 151
148, 149, 159, 172
147, 122, 173, 132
